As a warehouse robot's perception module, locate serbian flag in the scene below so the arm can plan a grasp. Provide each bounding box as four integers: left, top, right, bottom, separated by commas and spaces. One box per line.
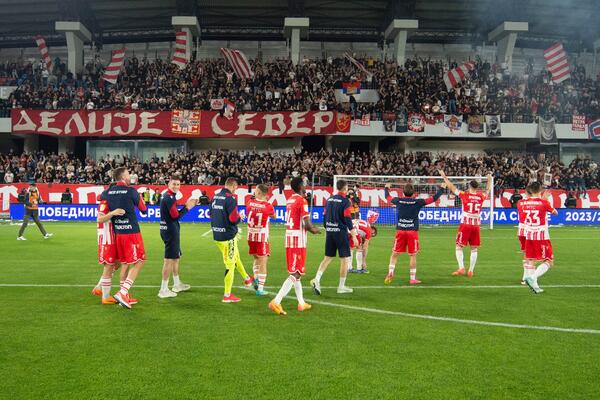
223, 99, 235, 120
589, 118, 600, 140
342, 81, 361, 95
443, 61, 475, 90
35, 36, 52, 69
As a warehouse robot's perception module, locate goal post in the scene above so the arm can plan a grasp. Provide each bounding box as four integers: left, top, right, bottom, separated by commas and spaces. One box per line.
333, 175, 495, 230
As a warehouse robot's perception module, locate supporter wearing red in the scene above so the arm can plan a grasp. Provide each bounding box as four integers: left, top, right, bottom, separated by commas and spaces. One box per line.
157, 175, 198, 299
310, 179, 359, 296
522, 182, 558, 294
383, 181, 444, 285
439, 171, 492, 278
103, 167, 147, 309
245, 184, 275, 297
91, 194, 125, 305
269, 177, 320, 316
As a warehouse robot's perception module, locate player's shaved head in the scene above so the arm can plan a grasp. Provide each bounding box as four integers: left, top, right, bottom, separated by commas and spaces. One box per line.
112, 167, 128, 182
527, 181, 542, 195
336, 179, 348, 192
469, 180, 479, 189
403, 184, 414, 197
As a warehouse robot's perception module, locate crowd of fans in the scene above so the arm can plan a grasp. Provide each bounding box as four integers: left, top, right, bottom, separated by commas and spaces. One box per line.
2, 54, 600, 123
1, 149, 597, 195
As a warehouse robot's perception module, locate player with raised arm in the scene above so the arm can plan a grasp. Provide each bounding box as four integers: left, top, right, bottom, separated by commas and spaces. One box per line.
158, 175, 198, 299
211, 177, 256, 303
517, 187, 531, 285
439, 171, 492, 277
310, 179, 359, 295
383, 181, 444, 285
104, 167, 148, 309
92, 194, 125, 305
522, 182, 558, 294
269, 177, 320, 315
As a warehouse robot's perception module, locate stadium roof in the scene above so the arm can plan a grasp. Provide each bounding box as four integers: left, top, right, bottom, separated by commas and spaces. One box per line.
0, 0, 598, 50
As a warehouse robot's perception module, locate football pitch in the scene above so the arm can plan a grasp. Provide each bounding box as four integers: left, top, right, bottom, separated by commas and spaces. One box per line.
1, 222, 599, 399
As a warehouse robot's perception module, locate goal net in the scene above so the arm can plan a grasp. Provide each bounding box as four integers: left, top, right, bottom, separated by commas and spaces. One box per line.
333, 175, 495, 229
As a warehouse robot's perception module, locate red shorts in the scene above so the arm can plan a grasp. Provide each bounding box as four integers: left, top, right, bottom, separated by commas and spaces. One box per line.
115, 233, 146, 265
349, 234, 364, 249
98, 244, 117, 265
393, 230, 419, 255
525, 240, 554, 261
248, 241, 270, 257
285, 247, 306, 275
518, 235, 526, 252
456, 224, 481, 247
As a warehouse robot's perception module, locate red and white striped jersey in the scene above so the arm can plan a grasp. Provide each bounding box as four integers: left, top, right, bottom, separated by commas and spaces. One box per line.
246, 198, 275, 243
517, 198, 527, 237
97, 200, 114, 245
457, 191, 486, 226
520, 198, 556, 240
285, 194, 309, 249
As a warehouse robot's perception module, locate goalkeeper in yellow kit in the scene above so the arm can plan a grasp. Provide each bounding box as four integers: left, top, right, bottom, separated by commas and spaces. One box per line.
210, 177, 258, 302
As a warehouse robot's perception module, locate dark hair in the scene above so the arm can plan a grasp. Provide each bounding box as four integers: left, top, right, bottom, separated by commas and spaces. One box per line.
170, 175, 182, 182
112, 167, 127, 182
291, 177, 304, 194
469, 180, 479, 189
527, 181, 542, 194
336, 179, 348, 191
225, 177, 238, 187
256, 184, 269, 194
403, 183, 414, 197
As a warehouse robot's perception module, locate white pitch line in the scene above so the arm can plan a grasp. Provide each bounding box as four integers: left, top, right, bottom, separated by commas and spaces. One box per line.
307, 298, 600, 335
201, 229, 212, 237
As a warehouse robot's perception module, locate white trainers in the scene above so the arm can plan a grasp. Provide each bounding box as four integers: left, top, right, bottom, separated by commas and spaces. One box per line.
17, 236, 26, 241
524, 277, 544, 294
158, 289, 178, 298
337, 286, 354, 294
43, 233, 54, 239
172, 283, 191, 293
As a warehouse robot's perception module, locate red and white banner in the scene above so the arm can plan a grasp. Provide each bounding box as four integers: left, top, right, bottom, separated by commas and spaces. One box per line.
443, 61, 475, 90
408, 112, 425, 132
171, 31, 189, 69
11, 109, 340, 138
2, 184, 599, 215
210, 99, 224, 110
102, 48, 126, 84
220, 48, 254, 79
544, 42, 571, 84
572, 114, 586, 132
35, 36, 52, 69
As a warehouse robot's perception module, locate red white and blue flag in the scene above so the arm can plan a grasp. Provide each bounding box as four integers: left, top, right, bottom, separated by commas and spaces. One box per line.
589, 118, 600, 140
35, 36, 52, 69
102, 48, 126, 84
223, 99, 235, 120
544, 42, 571, 84
171, 31, 189, 69
220, 48, 254, 79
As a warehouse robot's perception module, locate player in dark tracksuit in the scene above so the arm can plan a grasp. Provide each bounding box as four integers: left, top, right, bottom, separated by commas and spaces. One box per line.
210, 177, 256, 303
383, 182, 445, 285
310, 179, 359, 295
157, 175, 198, 299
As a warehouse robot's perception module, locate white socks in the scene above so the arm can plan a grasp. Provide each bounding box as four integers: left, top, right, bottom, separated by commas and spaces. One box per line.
100, 277, 112, 299
356, 251, 364, 270
409, 268, 417, 281
339, 277, 346, 289
256, 273, 267, 291
160, 279, 169, 291
468, 250, 478, 273
293, 278, 305, 304
173, 275, 181, 286
455, 248, 464, 269
535, 263, 550, 280
388, 264, 395, 275
274, 276, 295, 304
315, 270, 323, 283
253, 263, 259, 277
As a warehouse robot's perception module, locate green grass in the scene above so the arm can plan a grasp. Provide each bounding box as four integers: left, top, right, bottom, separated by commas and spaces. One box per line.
1, 221, 600, 399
